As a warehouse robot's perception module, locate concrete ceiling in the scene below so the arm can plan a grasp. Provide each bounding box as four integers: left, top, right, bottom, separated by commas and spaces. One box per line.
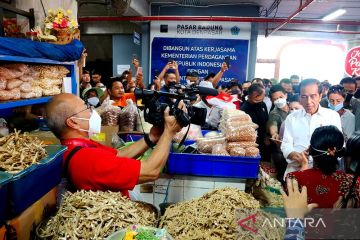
147, 0, 360, 21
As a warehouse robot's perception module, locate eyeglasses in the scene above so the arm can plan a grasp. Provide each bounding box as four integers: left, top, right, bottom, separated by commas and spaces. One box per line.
67, 103, 94, 119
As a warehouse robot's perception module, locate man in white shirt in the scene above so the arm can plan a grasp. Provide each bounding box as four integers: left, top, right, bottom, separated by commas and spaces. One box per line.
281, 79, 342, 178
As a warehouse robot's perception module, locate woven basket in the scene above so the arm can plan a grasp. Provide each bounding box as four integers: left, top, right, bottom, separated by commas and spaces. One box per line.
52, 28, 74, 45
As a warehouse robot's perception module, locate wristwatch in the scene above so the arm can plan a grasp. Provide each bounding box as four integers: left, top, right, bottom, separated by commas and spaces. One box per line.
144, 134, 156, 148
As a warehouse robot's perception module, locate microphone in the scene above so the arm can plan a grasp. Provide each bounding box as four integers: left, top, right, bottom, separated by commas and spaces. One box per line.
196, 86, 219, 96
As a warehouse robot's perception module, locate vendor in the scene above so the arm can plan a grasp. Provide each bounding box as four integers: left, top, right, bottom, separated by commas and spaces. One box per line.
106, 77, 136, 107
45, 93, 183, 198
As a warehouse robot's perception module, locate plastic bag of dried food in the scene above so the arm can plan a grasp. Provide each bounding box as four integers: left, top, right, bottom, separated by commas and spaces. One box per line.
39, 78, 60, 89
2, 63, 30, 74
28, 66, 40, 79
0, 66, 20, 79
100, 99, 121, 126
20, 82, 32, 93
19, 75, 34, 82
0, 90, 12, 100
227, 142, 259, 152
31, 86, 43, 97
55, 66, 70, 77
212, 144, 230, 156
6, 79, 23, 90
21, 92, 36, 99
246, 147, 260, 157
225, 125, 257, 142
197, 135, 226, 153
42, 86, 61, 96
173, 124, 203, 143
222, 108, 247, 120
119, 99, 138, 131
9, 88, 20, 100
229, 147, 246, 156
0, 78, 6, 90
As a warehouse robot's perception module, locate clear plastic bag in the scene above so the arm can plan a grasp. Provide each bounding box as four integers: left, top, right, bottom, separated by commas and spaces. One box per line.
197, 135, 226, 153
245, 147, 260, 157
100, 100, 121, 126
119, 99, 138, 131
2, 63, 30, 74
19, 75, 34, 82
136, 110, 153, 133
222, 109, 247, 120
112, 132, 125, 149
1, 67, 23, 79
227, 142, 259, 152
173, 124, 203, 143
212, 144, 230, 156
9, 88, 20, 100
225, 125, 257, 142
20, 82, 32, 93
229, 147, 246, 156
6, 79, 23, 90
42, 86, 61, 96
31, 86, 43, 97
21, 92, 36, 99
0, 78, 6, 90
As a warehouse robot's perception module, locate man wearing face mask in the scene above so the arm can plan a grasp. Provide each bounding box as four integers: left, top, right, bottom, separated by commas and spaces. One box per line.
267, 85, 289, 181
290, 75, 300, 94
328, 85, 355, 142
159, 71, 178, 104
82, 87, 103, 108
241, 80, 251, 101
45, 93, 183, 198
241, 84, 269, 161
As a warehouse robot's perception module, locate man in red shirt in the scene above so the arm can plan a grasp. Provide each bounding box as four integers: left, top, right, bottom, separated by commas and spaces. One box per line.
45, 93, 183, 198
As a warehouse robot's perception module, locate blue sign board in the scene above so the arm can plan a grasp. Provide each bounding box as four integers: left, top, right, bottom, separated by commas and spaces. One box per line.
151, 37, 249, 85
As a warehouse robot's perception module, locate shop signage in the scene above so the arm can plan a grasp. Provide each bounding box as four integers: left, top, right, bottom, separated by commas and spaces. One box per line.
345, 46, 360, 76
150, 21, 251, 85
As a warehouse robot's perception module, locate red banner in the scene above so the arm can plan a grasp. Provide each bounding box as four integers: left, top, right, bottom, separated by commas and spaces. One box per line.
345, 46, 360, 77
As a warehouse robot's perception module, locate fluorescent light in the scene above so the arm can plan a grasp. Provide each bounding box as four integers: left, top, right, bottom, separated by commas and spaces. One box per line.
322, 9, 346, 21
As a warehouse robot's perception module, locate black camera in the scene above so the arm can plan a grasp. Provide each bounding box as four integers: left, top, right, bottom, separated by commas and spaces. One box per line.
134, 84, 218, 127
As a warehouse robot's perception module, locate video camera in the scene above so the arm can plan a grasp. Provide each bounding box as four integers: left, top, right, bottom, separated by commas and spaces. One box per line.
134, 84, 218, 127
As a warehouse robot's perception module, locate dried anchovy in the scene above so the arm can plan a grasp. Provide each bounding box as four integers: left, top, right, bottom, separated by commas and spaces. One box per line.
0, 130, 47, 174
37, 190, 157, 239
159, 188, 260, 240
236, 209, 285, 240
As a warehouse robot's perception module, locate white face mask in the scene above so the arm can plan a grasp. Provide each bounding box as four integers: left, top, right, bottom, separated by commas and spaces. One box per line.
274, 98, 287, 109
72, 110, 102, 137
87, 97, 99, 107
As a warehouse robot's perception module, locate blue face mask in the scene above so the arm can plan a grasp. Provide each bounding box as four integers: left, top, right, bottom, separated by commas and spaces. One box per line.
328, 102, 344, 112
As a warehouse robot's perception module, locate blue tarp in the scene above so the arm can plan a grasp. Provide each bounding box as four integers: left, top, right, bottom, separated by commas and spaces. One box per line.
0, 37, 84, 62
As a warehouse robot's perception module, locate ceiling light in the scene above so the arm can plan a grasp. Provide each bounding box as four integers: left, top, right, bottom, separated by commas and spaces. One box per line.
322, 9, 346, 21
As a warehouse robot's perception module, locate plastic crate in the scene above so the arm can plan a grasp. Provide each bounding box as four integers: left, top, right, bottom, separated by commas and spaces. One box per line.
0, 172, 12, 226
167, 153, 260, 178
7, 145, 67, 218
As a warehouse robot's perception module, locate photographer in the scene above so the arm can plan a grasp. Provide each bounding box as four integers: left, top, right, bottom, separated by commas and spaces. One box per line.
45, 93, 184, 198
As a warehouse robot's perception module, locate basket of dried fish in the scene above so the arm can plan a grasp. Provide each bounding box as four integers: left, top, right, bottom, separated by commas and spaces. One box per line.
0, 131, 67, 217
36, 190, 159, 239
159, 188, 261, 240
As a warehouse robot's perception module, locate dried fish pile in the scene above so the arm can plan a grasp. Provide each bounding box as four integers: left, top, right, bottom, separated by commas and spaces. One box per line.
159, 188, 260, 240
0, 130, 47, 174
236, 209, 285, 239
37, 190, 157, 239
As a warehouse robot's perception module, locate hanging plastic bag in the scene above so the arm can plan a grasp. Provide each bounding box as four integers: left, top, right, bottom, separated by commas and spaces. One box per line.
99, 98, 121, 126
119, 99, 138, 131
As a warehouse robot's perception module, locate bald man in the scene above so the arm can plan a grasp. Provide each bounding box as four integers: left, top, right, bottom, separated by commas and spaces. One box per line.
46, 94, 182, 197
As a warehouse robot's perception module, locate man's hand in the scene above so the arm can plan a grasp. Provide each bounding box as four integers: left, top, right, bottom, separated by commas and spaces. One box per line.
154, 77, 161, 90
149, 126, 164, 143
132, 58, 139, 70
221, 62, 228, 72
288, 151, 308, 164
163, 101, 185, 136
281, 178, 318, 219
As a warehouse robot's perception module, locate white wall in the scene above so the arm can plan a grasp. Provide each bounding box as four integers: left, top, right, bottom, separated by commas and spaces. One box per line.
15, 0, 77, 27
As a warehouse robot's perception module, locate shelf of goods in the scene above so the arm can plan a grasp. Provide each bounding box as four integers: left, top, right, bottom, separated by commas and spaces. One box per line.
0, 54, 77, 110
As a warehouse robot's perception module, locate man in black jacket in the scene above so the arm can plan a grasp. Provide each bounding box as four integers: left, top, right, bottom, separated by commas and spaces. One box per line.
241, 83, 269, 161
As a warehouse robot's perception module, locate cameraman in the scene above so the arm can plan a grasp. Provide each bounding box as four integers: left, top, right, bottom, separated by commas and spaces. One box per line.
45, 93, 184, 198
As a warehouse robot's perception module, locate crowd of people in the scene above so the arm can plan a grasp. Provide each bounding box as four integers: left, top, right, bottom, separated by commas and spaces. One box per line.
46, 58, 360, 236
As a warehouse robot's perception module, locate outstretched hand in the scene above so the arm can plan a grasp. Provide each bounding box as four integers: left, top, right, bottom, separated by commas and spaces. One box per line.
281, 178, 318, 219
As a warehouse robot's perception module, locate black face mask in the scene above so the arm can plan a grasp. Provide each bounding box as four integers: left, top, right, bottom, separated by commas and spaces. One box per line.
243, 90, 249, 96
